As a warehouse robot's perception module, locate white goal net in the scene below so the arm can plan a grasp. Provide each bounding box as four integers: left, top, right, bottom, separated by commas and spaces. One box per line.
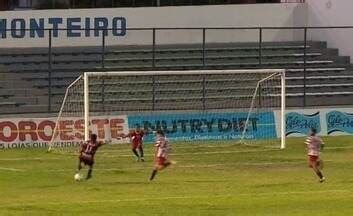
49, 69, 285, 153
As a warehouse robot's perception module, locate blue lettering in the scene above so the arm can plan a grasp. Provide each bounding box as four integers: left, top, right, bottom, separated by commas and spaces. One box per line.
0, 19, 6, 38
112, 17, 126, 36
48, 18, 63, 37
67, 17, 81, 37
94, 17, 108, 37
11, 19, 25, 38
29, 18, 44, 38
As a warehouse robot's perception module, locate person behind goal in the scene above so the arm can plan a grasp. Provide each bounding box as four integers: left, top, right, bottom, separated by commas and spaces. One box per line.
77, 134, 106, 180
149, 130, 174, 181
306, 128, 325, 183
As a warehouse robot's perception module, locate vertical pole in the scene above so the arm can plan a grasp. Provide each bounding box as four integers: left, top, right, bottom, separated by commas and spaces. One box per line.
152, 29, 156, 109
259, 28, 262, 66
281, 70, 286, 149
48, 29, 52, 113
258, 84, 262, 108
152, 76, 156, 111
84, 73, 90, 141
102, 32, 105, 69
202, 28, 206, 67
101, 78, 105, 112
152, 28, 156, 68
303, 27, 307, 107
202, 28, 206, 110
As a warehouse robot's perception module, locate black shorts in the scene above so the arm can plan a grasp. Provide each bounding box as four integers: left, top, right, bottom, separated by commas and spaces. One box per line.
79, 153, 94, 166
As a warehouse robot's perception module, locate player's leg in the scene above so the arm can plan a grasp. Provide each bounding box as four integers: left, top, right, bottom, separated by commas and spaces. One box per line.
78, 157, 83, 171
149, 169, 158, 181
86, 163, 94, 180
131, 143, 141, 161
138, 145, 144, 162
317, 158, 324, 170
132, 148, 140, 161
310, 156, 325, 182
150, 157, 163, 181
150, 157, 173, 181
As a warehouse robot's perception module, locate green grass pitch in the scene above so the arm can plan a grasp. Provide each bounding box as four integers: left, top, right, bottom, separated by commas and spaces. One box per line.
0, 136, 353, 216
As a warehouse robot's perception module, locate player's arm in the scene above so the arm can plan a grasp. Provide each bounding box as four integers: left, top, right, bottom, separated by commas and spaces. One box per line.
99, 139, 111, 147
120, 132, 131, 139
154, 140, 161, 147
79, 143, 86, 154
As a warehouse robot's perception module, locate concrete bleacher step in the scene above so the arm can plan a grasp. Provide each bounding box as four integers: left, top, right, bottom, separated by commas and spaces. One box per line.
287, 75, 353, 85
9, 67, 348, 83
0, 52, 326, 70
0, 104, 60, 114
0, 41, 313, 55
30, 72, 353, 90
0, 40, 351, 114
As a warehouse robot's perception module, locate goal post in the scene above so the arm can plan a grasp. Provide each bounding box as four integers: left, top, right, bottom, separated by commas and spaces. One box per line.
49, 69, 286, 152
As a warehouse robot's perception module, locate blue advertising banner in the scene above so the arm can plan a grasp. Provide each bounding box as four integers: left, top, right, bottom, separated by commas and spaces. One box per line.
326, 111, 353, 134
286, 112, 321, 136
127, 112, 276, 142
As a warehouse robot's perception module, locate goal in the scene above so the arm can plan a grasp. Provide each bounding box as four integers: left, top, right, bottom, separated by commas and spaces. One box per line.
48, 69, 286, 152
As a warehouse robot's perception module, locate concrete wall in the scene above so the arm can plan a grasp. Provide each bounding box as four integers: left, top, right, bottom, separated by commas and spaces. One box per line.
0, 3, 307, 48
307, 0, 353, 61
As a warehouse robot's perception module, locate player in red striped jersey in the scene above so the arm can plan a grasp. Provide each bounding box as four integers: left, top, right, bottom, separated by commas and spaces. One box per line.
306, 128, 325, 183
77, 134, 106, 180
123, 128, 145, 162
149, 130, 173, 181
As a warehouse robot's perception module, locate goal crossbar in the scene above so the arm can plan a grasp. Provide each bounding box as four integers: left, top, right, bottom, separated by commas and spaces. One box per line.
84, 69, 285, 77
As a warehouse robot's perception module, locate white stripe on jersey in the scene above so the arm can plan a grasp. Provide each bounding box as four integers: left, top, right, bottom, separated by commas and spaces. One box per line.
306, 135, 323, 156
155, 136, 168, 158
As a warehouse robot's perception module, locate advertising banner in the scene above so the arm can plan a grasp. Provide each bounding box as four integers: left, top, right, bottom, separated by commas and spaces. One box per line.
326, 110, 353, 135
285, 111, 321, 136
127, 112, 277, 142
0, 115, 128, 149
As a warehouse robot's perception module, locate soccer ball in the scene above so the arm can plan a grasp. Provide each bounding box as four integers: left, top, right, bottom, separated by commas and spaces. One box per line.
74, 173, 82, 181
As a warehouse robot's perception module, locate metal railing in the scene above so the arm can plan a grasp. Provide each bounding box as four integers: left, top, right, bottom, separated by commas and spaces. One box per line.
1, 26, 353, 114
1, 1, 305, 11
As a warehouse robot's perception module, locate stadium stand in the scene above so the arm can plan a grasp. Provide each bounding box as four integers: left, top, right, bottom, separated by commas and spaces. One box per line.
0, 40, 352, 114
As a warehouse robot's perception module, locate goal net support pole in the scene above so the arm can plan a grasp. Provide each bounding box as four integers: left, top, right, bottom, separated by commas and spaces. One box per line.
84, 72, 90, 141
281, 71, 286, 149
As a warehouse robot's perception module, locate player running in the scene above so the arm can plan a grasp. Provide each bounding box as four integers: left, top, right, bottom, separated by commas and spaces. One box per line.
124, 128, 145, 162
77, 134, 106, 180
149, 130, 173, 181
306, 128, 325, 183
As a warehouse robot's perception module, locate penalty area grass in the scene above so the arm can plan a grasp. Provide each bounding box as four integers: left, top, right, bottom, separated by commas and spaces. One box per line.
0, 136, 353, 215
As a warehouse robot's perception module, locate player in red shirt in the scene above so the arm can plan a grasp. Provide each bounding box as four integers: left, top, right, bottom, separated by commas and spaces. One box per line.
149, 130, 173, 181
124, 128, 145, 162
305, 128, 325, 183
77, 134, 105, 180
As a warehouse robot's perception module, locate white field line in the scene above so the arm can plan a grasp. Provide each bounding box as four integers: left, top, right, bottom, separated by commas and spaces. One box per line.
0, 189, 350, 208
0, 167, 25, 172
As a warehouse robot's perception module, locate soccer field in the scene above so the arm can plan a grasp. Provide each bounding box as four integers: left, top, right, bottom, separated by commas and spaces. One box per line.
0, 136, 353, 216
